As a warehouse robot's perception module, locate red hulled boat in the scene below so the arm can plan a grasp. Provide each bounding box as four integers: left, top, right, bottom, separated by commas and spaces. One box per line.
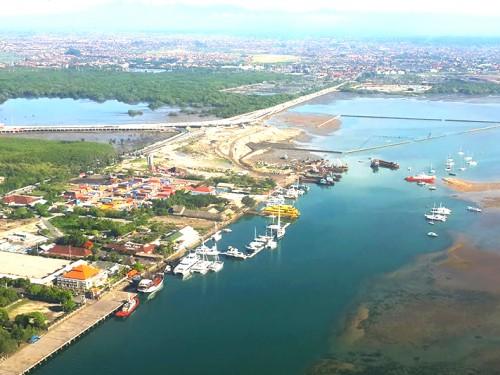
115, 295, 140, 318
405, 173, 436, 183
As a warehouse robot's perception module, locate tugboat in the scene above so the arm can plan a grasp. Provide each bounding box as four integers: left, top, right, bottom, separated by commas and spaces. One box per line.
137, 273, 164, 294
115, 294, 140, 318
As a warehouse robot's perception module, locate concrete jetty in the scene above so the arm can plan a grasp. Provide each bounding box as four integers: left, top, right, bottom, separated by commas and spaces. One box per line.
0, 291, 130, 375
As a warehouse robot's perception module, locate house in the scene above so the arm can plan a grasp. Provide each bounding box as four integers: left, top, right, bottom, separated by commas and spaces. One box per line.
57, 264, 107, 293
46, 244, 92, 259
105, 241, 156, 255
2, 195, 44, 207
187, 186, 215, 195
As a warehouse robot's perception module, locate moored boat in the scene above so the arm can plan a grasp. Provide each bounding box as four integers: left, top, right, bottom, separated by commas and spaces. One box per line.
137, 273, 164, 294
115, 295, 140, 318
405, 173, 436, 183
467, 206, 482, 213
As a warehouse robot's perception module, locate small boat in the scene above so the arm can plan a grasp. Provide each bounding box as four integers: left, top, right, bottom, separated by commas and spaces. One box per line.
428, 186, 437, 191
458, 147, 464, 156
417, 181, 427, 186
115, 295, 140, 318
448, 172, 457, 176
466, 206, 482, 213
211, 231, 222, 242
431, 203, 452, 216
222, 228, 232, 233
428, 221, 435, 225
224, 246, 247, 259
137, 274, 164, 294
467, 160, 478, 167
164, 265, 172, 273
195, 243, 219, 256
208, 252, 224, 272
464, 155, 473, 162
265, 238, 278, 250
427, 232, 438, 238
459, 167, 466, 171
429, 163, 436, 175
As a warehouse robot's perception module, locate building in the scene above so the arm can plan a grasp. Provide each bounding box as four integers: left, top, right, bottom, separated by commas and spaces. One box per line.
2, 194, 45, 207
46, 244, 92, 259
57, 264, 107, 293
0, 252, 83, 285
104, 241, 156, 255
147, 153, 155, 172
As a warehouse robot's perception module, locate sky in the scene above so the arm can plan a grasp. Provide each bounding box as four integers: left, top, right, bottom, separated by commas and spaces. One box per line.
1, 0, 500, 37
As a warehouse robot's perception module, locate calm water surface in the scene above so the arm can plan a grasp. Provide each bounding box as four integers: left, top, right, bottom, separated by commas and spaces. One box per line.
32, 96, 500, 375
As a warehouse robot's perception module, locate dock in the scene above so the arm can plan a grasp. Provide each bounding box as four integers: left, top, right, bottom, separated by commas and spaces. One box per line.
0, 291, 130, 375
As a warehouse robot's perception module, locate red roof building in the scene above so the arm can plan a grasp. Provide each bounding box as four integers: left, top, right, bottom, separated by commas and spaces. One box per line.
105, 242, 156, 255
47, 245, 92, 259
2, 195, 43, 207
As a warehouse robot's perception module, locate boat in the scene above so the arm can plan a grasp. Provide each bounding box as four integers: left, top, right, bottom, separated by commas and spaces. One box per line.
467, 160, 478, 167
164, 264, 172, 273
464, 155, 473, 162
466, 206, 482, 213
417, 181, 427, 186
428, 186, 437, 191
405, 173, 436, 183
370, 158, 400, 170
284, 188, 300, 199
424, 213, 447, 222
208, 252, 224, 272
191, 252, 211, 275
448, 172, 457, 176
195, 242, 219, 256
173, 252, 200, 277
265, 238, 278, 250
431, 203, 452, 216
222, 228, 232, 233
266, 209, 289, 240
137, 273, 164, 294
458, 147, 464, 156
211, 230, 222, 242
224, 246, 247, 259
261, 204, 300, 219
246, 227, 266, 252
429, 163, 436, 175
428, 221, 435, 225
427, 232, 438, 238
115, 295, 140, 318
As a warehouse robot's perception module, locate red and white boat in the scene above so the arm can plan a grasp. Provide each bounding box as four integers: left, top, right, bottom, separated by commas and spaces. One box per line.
137, 273, 164, 294
405, 173, 436, 183
115, 295, 140, 318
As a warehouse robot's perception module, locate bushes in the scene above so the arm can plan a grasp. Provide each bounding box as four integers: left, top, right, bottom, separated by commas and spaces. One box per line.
151, 191, 227, 214
0, 287, 19, 307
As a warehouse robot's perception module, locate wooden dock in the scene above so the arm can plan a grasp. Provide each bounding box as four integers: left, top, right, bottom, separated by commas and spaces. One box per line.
0, 291, 130, 375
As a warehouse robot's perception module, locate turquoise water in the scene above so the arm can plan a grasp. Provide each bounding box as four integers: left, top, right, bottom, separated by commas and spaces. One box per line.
31, 96, 500, 375
0, 98, 176, 125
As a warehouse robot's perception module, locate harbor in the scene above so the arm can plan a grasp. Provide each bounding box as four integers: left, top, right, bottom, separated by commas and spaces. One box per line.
8, 95, 500, 375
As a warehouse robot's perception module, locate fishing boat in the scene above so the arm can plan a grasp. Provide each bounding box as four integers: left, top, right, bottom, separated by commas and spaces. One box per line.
173, 252, 200, 277
224, 246, 247, 259
115, 295, 140, 318
137, 273, 164, 294
467, 206, 482, 213
405, 173, 436, 183
427, 232, 438, 238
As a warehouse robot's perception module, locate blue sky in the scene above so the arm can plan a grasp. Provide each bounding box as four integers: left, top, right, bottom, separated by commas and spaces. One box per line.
1, 0, 499, 37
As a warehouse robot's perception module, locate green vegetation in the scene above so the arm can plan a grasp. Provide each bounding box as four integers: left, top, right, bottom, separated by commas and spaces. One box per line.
127, 109, 143, 117
0, 68, 299, 118
210, 173, 276, 193
241, 196, 256, 207
430, 79, 500, 95
151, 190, 227, 215
0, 137, 116, 194
0, 287, 19, 307
51, 214, 136, 239
0, 279, 76, 354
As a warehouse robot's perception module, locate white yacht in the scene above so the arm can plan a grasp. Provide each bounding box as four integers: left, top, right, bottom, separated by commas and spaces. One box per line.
427, 232, 438, 238
467, 160, 478, 167
208, 253, 224, 272
464, 155, 473, 162
425, 213, 447, 222
222, 228, 232, 233
428, 186, 437, 191
211, 231, 222, 242
265, 238, 278, 250
191, 255, 211, 275
431, 204, 452, 216
195, 242, 219, 256
224, 246, 247, 259
173, 252, 200, 277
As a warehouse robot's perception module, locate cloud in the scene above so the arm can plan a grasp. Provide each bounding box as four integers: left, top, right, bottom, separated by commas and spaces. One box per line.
2, 0, 500, 17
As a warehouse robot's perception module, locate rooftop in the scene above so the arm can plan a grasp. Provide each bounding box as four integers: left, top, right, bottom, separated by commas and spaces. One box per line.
0, 252, 74, 283
62, 264, 100, 280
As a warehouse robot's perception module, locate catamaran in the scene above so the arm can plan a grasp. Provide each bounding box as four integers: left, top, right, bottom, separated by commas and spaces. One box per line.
425, 213, 447, 222
208, 249, 224, 272
173, 252, 200, 277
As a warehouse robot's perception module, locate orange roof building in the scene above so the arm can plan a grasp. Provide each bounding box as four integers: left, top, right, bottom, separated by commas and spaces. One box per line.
57, 263, 107, 293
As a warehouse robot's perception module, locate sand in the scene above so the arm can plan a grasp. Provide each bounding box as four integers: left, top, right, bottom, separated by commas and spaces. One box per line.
270, 112, 342, 136
443, 177, 500, 193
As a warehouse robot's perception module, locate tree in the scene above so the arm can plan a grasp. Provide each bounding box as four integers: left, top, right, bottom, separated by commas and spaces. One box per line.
0, 327, 17, 354
62, 299, 77, 312
0, 308, 9, 326
241, 196, 256, 207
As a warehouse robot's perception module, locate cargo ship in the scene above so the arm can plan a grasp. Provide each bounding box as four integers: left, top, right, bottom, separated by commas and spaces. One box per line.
370, 159, 400, 170
405, 173, 436, 183
137, 273, 164, 294
115, 295, 140, 318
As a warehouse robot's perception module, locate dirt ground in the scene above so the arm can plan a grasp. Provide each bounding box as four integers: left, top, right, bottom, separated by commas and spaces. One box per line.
7, 299, 64, 322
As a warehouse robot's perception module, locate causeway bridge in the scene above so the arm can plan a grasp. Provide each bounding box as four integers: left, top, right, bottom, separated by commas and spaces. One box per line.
0, 84, 344, 134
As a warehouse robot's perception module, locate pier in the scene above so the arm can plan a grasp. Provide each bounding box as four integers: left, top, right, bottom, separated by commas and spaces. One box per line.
340, 114, 500, 124
0, 291, 130, 375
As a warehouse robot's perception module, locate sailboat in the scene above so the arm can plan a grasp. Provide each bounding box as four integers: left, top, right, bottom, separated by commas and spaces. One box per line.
266, 206, 289, 240
428, 162, 436, 175
208, 243, 224, 272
